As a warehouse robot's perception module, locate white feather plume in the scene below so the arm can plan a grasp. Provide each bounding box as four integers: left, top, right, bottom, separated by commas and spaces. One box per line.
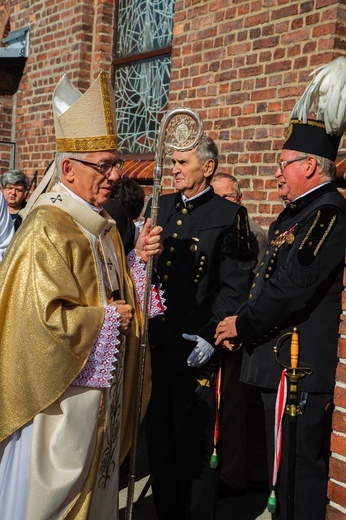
290, 56, 346, 136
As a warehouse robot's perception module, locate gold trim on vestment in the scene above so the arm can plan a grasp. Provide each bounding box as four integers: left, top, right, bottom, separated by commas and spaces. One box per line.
99, 71, 115, 137
56, 135, 117, 152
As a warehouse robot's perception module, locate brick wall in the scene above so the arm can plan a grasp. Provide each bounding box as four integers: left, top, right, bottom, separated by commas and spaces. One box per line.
1, 0, 115, 181
0, 0, 10, 38
327, 276, 346, 519
0, 1, 13, 173
167, 0, 346, 225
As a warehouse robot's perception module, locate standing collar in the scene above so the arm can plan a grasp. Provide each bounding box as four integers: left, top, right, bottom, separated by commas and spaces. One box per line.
175, 186, 214, 211
181, 186, 211, 205
285, 183, 337, 216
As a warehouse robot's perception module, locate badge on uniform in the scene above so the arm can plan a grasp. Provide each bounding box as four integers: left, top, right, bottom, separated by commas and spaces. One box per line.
190, 237, 199, 252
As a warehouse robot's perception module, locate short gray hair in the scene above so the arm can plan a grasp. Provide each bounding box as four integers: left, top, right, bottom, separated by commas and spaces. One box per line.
212, 172, 241, 194
55, 152, 89, 177
195, 135, 219, 173
0, 169, 29, 188
289, 153, 336, 181
314, 154, 337, 180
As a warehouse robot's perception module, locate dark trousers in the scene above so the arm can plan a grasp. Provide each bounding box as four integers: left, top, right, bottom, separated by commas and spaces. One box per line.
261, 390, 333, 520
145, 353, 219, 520
219, 349, 251, 490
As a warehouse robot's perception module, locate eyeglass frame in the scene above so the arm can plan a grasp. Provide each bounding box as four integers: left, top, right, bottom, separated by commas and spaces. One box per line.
221, 193, 239, 202
68, 157, 124, 177
278, 156, 307, 173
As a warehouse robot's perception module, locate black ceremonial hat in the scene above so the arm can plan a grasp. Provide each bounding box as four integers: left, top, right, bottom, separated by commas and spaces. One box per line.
283, 57, 346, 162
283, 118, 341, 161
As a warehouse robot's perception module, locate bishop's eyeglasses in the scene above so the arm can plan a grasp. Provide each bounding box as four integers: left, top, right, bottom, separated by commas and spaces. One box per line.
69, 158, 124, 177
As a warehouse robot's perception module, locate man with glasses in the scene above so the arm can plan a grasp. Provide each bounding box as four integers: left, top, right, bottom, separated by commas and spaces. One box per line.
1, 169, 29, 230
215, 59, 346, 520
0, 72, 164, 519
211, 172, 267, 272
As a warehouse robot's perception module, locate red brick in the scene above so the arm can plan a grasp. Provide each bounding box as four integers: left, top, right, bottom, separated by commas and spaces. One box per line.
332, 410, 346, 435
330, 432, 346, 458
328, 477, 346, 509
326, 502, 346, 520
333, 384, 346, 409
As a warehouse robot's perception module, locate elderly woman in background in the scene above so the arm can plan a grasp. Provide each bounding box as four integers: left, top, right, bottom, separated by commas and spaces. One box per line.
1, 169, 29, 230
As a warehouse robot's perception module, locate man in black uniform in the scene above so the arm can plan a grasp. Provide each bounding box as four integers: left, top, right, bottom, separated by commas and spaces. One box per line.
144, 135, 254, 519
215, 58, 346, 520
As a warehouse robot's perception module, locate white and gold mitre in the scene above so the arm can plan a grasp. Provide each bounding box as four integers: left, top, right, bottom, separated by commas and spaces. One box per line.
53, 71, 117, 152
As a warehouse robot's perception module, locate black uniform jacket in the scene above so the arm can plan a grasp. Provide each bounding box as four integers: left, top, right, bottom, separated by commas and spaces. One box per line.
103, 198, 135, 255
238, 183, 346, 393
145, 187, 254, 376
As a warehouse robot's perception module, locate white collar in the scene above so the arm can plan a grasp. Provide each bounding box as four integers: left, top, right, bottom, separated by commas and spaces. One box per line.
58, 182, 103, 213
181, 186, 211, 205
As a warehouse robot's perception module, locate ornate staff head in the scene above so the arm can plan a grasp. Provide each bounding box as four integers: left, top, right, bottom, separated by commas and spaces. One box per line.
155, 107, 204, 169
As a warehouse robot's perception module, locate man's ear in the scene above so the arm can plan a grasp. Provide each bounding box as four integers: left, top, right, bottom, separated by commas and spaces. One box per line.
61, 158, 75, 182
204, 159, 215, 179
305, 155, 317, 178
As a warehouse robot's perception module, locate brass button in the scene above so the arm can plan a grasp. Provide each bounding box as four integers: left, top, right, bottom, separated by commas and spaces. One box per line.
166, 261, 171, 267
173, 233, 178, 238
177, 220, 182, 226
163, 275, 169, 280
193, 279, 198, 284
201, 256, 206, 260
182, 208, 188, 214
161, 317, 166, 322
170, 247, 174, 252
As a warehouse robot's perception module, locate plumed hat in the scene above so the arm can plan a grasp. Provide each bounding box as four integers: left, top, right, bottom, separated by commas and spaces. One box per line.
283, 56, 346, 161
53, 71, 117, 152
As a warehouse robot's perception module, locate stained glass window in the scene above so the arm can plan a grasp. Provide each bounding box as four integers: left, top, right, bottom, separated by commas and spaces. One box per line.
114, 0, 175, 155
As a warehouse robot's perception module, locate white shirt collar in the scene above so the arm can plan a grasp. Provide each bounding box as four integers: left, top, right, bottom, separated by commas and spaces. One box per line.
293, 182, 330, 202
58, 182, 103, 213
181, 186, 211, 205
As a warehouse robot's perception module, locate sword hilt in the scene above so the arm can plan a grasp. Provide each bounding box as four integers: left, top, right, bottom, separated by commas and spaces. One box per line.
290, 327, 299, 372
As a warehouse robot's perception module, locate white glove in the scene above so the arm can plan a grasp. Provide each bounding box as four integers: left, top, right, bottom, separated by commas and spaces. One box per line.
183, 333, 215, 367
